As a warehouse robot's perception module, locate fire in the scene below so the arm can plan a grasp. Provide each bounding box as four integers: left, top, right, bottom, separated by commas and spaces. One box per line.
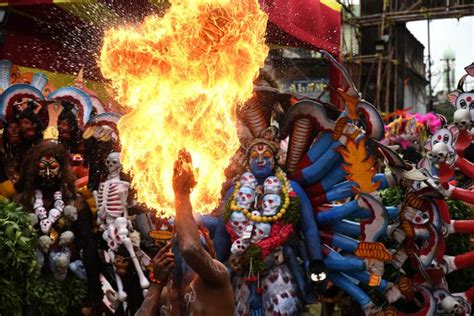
100, 0, 269, 215
338, 138, 381, 194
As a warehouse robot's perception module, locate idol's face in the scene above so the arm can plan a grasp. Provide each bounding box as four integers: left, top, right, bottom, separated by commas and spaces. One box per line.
38, 155, 60, 186
248, 143, 275, 179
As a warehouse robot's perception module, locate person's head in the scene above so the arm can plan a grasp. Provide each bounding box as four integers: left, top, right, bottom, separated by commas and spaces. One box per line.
247, 139, 277, 179
15, 141, 76, 209
3, 120, 21, 145
57, 101, 80, 149
18, 102, 44, 142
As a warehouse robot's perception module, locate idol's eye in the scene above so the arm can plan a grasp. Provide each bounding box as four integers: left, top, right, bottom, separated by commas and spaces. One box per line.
460, 99, 467, 108
50, 162, 59, 170
263, 151, 273, 158
38, 162, 46, 169
250, 151, 258, 159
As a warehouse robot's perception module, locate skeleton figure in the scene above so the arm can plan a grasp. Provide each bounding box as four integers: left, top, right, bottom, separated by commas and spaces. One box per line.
94, 152, 150, 302
95, 152, 131, 225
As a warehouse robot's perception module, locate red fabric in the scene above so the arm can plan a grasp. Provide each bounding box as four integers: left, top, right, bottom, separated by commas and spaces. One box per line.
260, 0, 341, 56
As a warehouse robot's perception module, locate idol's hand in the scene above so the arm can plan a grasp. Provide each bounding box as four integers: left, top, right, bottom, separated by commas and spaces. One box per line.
173, 148, 197, 195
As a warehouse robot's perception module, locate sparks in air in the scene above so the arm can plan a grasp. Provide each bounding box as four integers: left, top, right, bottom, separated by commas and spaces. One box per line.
100, 0, 269, 215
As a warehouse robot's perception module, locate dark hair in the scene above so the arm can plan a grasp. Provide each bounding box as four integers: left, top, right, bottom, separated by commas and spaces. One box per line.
18, 101, 44, 143
58, 101, 82, 151
15, 141, 77, 210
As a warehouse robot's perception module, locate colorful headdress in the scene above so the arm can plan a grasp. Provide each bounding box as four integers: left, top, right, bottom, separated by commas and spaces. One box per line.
48, 86, 93, 129
0, 84, 45, 123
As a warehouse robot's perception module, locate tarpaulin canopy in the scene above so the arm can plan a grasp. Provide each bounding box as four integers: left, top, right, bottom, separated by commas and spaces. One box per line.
0, 0, 341, 81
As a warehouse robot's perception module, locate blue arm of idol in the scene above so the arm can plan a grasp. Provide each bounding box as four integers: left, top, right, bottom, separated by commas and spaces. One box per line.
350, 206, 399, 220
292, 180, 323, 261
325, 181, 356, 202
324, 248, 365, 272
332, 220, 361, 237
283, 245, 315, 305
345, 271, 389, 292
327, 232, 359, 253
212, 186, 234, 262
316, 200, 363, 225
300, 141, 343, 184
328, 272, 372, 308
305, 132, 334, 163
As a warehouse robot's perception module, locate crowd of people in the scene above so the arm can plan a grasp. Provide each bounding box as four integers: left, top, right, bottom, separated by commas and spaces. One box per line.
1, 57, 474, 316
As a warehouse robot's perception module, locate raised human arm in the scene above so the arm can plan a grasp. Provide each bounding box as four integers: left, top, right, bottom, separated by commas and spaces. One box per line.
136, 243, 175, 316
173, 149, 230, 286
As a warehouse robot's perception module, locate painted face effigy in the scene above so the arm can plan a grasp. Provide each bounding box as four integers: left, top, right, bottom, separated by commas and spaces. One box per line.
38, 155, 60, 183
248, 142, 276, 179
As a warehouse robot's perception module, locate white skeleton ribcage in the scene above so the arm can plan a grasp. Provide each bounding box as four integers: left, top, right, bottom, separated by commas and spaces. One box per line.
97, 180, 130, 219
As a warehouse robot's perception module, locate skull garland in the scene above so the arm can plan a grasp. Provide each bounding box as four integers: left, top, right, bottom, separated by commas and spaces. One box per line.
34, 190, 77, 235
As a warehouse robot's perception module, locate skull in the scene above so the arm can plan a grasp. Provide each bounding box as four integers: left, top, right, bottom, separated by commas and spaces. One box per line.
53, 191, 62, 201
430, 142, 449, 164
454, 109, 471, 130
40, 218, 52, 234
440, 295, 467, 314
35, 206, 47, 220
59, 231, 75, 247
33, 199, 43, 209
48, 208, 62, 223
49, 248, 71, 281
230, 238, 250, 255
230, 211, 251, 237
54, 199, 65, 211
240, 172, 257, 190
38, 235, 52, 253
263, 176, 282, 194
64, 205, 78, 221
250, 222, 271, 243
236, 186, 256, 209
262, 194, 281, 216
106, 152, 121, 175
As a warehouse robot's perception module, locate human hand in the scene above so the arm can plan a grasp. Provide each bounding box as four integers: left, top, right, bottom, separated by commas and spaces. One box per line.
173, 148, 197, 195
152, 243, 175, 283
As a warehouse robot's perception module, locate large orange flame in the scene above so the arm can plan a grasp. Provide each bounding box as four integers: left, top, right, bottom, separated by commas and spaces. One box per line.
100, 0, 269, 215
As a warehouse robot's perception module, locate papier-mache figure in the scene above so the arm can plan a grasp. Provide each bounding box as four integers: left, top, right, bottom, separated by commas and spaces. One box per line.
94, 151, 150, 305
14, 141, 102, 311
